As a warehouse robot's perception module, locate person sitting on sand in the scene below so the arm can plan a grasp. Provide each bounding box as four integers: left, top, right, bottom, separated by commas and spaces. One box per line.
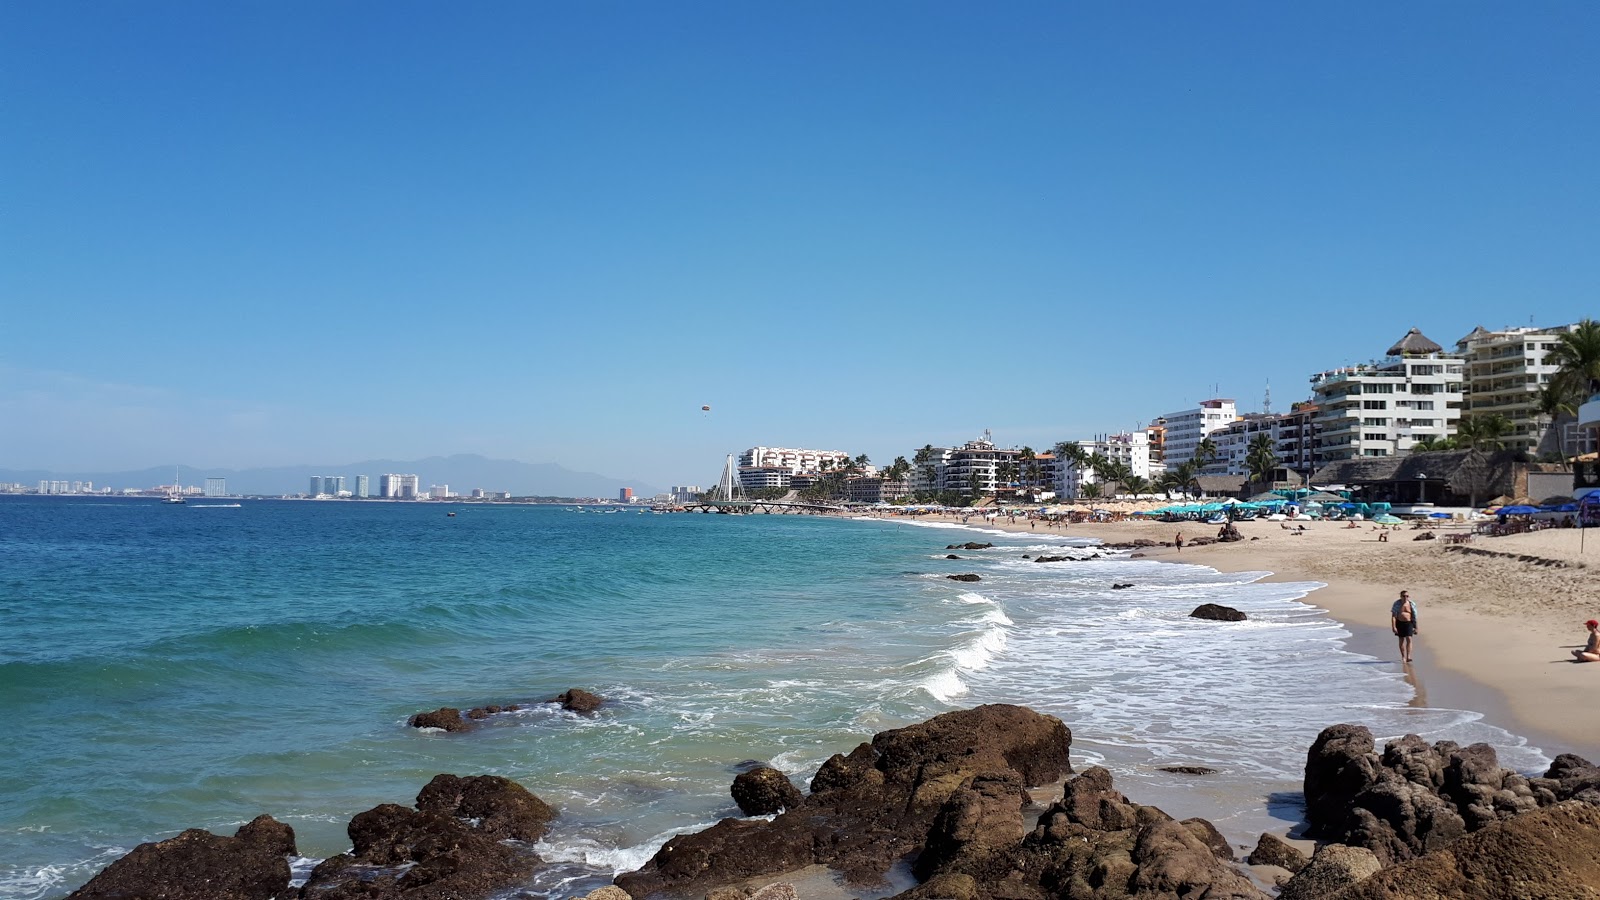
1379, 530, 1389, 542
1574, 619, 1600, 663
1391, 590, 1417, 663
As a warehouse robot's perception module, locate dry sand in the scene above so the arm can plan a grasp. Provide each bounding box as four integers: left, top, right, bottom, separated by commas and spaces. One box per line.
872, 511, 1598, 758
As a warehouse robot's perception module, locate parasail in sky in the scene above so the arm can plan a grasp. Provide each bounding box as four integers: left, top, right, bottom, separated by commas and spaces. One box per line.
701, 405, 711, 412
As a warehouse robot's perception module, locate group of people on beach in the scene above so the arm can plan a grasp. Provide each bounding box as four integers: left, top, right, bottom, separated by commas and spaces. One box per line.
1391, 588, 1600, 665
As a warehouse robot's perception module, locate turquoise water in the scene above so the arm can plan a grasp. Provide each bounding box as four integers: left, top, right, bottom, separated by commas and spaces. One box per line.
0, 498, 1547, 898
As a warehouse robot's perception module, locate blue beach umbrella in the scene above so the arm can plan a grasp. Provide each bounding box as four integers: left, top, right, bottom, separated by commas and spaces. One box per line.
1497, 505, 1540, 514
1428, 512, 1452, 518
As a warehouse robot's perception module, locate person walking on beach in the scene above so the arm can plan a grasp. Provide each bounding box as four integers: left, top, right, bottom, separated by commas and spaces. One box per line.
1175, 532, 1184, 551
1391, 590, 1418, 663
1573, 619, 1600, 662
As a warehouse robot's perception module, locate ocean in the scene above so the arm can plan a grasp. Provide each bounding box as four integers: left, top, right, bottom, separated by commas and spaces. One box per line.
0, 497, 1548, 899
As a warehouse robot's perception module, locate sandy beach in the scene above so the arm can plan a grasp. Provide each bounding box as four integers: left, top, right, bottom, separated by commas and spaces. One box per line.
862, 511, 1598, 758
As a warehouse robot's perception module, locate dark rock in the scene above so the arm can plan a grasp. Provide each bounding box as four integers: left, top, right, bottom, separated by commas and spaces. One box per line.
549, 689, 604, 713
945, 554, 961, 559
415, 774, 555, 842
1413, 532, 1436, 541
731, 766, 803, 816
1247, 832, 1308, 872
617, 704, 1071, 899
912, 772, 1029, 880
946, 573, 981, 582
306, 808, 537, 898
1130, 552, 1147, 558
1111, 582, 1134, 590
1190, 603, 1248, 622
1322, 801, 1600, 899
67, 815, 295, 900
408, 707, 471, 732
1305, 724, 1379, 834
1158, 765, 1218, 775
1182, 816, 1233, 860
1277, 843, 1382, 900
945, 542, 993, 550
1033, 555, 1073, 563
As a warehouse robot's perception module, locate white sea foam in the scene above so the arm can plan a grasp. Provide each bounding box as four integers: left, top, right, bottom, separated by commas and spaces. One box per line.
920, 667, 968, 702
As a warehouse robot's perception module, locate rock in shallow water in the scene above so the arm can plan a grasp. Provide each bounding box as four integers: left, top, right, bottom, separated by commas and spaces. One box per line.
1189, 603, 1248, 621
67, 815, 295, 900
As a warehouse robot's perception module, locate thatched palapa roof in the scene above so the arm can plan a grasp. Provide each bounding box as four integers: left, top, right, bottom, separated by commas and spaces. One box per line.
1387, 328, 1443, 357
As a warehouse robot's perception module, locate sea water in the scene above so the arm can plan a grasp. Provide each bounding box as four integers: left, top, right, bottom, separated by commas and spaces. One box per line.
0, 498, 1547, 899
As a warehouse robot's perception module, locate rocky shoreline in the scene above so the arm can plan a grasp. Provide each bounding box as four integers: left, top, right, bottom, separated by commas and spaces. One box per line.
66, 704, 1600, 899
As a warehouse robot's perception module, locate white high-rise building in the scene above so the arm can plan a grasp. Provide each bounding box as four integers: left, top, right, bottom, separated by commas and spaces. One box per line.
356, 475, 370, 498
380, 474, 420, 499
204, 477, 227, 497
1456, 323, 1582, 454
1160, 399, 1239, 469
1058, 432, 1157, 498
1310, 329, 1464, 463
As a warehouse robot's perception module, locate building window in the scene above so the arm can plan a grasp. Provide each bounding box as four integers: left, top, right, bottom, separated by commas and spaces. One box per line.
1362, 417, 1387, 426
1363, 449, 1388, 457
1363, 400, 1387, 410
1363, 433, 1388, 441
1364, 383, 1394, 394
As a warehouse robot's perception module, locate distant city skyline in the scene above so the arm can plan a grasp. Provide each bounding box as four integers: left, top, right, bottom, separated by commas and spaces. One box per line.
4, 5, 1596, 487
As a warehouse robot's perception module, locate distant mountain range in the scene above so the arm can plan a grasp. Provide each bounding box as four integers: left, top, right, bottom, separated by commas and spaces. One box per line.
2, 454, 663, 499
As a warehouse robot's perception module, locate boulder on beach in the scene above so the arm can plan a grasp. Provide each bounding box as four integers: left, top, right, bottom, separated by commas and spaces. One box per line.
67, 815, 295, 900
1190, 603, 1248, 622
615, 704, 1072, 899
1302, 725, 1595, 865
549, 688, 605, 713
416, 773, 556, 842
1247, 832, 1308, 873
1159, 765, 1217, 775
946, 573, 981, 582
408, 706, 471, 732
731, 766, 803, 816
1277, 843, 1383, 900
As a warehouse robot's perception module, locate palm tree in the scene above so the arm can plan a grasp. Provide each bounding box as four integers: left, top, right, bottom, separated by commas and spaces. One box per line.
1194, 437, 1220, 470
996, 460, 1020, 489
914, 444, 938, 497
1456, 413, 1512, 451
1080, 482, 1103, 501
1122, 475, 1151, 497
1156, 470, 1184, 499
1245, 433, 1278, 494
1018, 446, 1039, 496
854, 453, 871, 471
1534, 385, 1577, 465
1546, 318, 1600, 403
1410, 436, 1457, 453
1173, 460, 1201, 499
967, 468, 986, 501
1054, 442, 1093, 498
1099, 459, 1132, 499
887, 455, 912, 484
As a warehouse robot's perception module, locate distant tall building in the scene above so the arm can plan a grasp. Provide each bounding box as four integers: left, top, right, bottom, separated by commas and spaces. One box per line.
324, 475, 346, 496
356, 475, 370, 498
309, 476, 324, 496
429, 484, 452, 499
380, 474, 419, 499
618, 487, 634, 503
670, 485, 703, 502
204, 477, 227, 497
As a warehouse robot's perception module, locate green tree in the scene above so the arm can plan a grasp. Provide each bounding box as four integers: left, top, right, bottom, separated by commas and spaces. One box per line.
1080, 482, 1103, 501
886, 455, 912, 483
913, 444, 939, 497
1194, 437, 1220, 469
1019, 446, 1039, 495
967, 468, 986, 500
1456, 414, 1512, 451
1546, 318, 1600, 404
1245, 433, 1278, 494
1410, 436, 1457, 453
996, 460, 1020, 489
1122, 475, 1151, 497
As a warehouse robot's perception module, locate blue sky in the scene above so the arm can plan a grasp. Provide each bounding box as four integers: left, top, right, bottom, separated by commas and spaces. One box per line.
4, 2, 1596, 487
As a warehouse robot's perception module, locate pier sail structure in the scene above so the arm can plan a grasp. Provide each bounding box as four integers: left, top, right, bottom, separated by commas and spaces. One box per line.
715, 453, 741, 501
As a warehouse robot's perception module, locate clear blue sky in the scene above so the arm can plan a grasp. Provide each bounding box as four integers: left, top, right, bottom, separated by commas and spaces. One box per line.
4, 2, 1596, 487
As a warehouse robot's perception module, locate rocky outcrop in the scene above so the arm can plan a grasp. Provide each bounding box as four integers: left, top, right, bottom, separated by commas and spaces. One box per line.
1158, 765, 1217, 775
946, 542, 993, 550
1277, 843, 1383, 900
1112, 582, 1134, 590
1246, 832, 1308, 872
1033, 555, 1074, 563
1189, 603, 1248, 622
466, 703, 521, 719
549, 688, 605, 713
945, 554, 961, 559
615, 705, 1072, 898
68, 815, 295, 900
408, 707, 471, 732
302, 776, 551, 898
1303, 725, 1597, 865
899, 765, 1267, 899
731, 766, 803, 816
1321, 801, 1600, 899
946, 573, 981, 582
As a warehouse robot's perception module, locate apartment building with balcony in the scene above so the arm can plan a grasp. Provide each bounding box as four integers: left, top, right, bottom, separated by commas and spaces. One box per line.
1159, 400, 1238, 469
1207, 405, 1320, 482
1310, 329, 1463, 463
1455, 323, 1581, 455
911, 434, 1019, 498
1058, 431, 1157, 498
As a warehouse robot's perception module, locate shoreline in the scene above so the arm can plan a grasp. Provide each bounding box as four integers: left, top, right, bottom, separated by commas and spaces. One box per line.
853, 510, 1596, 759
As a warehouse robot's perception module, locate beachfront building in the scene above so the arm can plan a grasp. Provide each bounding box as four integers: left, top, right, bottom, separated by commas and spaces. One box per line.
910, 435, 1019, 499
1058, 431, 1158, 498
670, 485, 703, 502
204, 477, 227, 497
356, 475, 370, 498
379, 473, 419, 499
1207, 405, 1320, 483
843, 476, 910, 504
737, 446, 853, 494
1309, 329, 1464, 464
1159, 399, 1239, 469
1456, 323, 1586, 456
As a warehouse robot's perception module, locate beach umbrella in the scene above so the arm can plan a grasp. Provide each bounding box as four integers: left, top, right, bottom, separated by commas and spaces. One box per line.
1428, 512, 1452, 519
1373, 514, 1403, 524
1498, 505, 1540, 515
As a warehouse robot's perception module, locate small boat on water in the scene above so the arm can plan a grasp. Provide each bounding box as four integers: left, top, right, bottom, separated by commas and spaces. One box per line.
162, 467, 186, 504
